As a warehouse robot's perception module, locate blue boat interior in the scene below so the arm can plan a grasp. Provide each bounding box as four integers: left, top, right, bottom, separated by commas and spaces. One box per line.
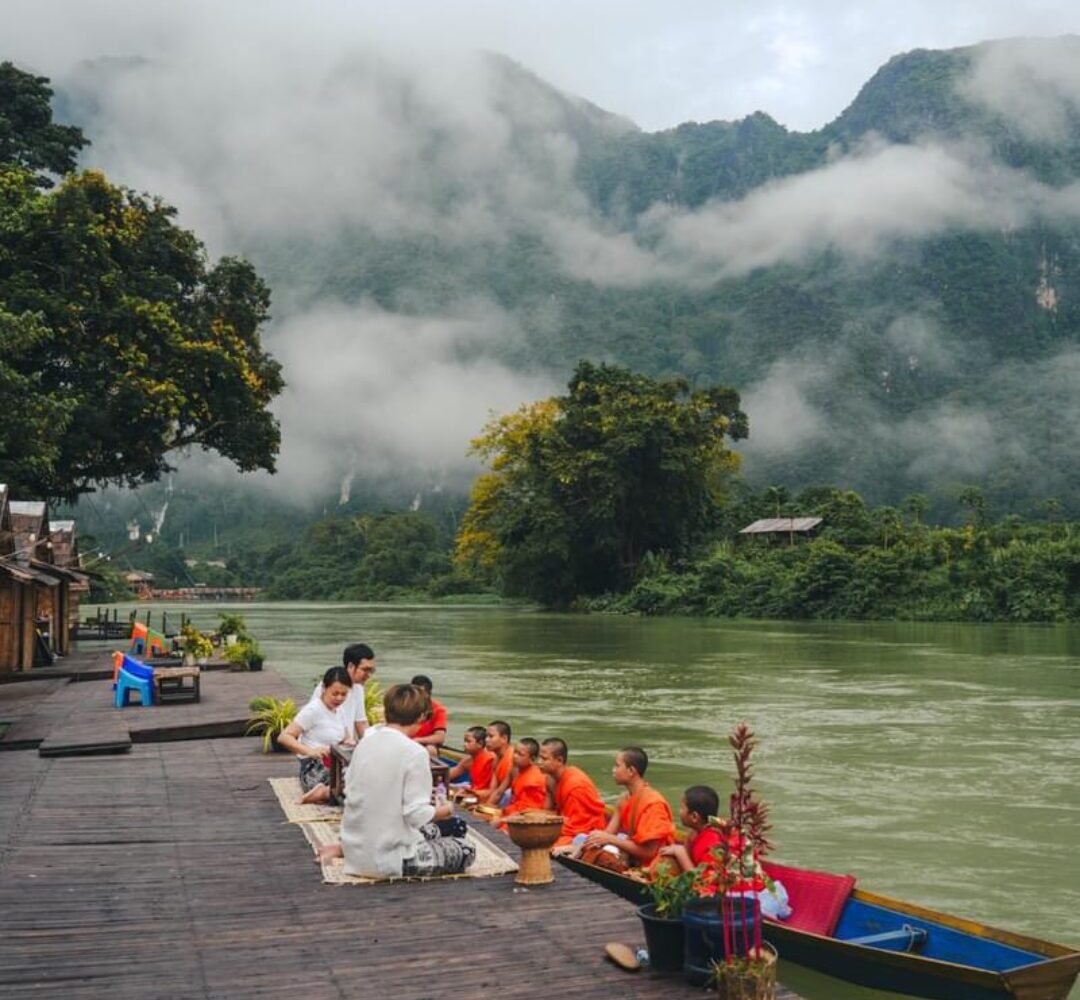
833, 898, 1046, 972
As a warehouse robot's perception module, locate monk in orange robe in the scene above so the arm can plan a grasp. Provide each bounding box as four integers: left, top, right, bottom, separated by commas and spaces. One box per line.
495, 738, 548, 823
583, 746, 675, 865
539, 737, 607, 849
447, 726, 494, 792
480, 720, 514, 806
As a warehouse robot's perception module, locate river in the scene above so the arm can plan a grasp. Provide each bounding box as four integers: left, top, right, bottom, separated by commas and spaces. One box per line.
108, 603, 1080, 999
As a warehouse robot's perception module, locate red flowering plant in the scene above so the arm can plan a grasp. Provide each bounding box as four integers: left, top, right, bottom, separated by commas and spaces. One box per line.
699, 723, 778, 982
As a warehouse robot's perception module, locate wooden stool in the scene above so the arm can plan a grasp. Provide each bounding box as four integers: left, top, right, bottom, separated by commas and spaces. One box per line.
503, 811, 564, 885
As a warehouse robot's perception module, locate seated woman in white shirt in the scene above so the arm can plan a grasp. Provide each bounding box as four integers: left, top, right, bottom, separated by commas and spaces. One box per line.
317, 683, 476, 877
276, 666, 351, 805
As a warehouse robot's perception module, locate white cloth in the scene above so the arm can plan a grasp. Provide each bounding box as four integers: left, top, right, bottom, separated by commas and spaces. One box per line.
292, 697, 347, 752
310, 681, 367, 737
340, 725, 435, 877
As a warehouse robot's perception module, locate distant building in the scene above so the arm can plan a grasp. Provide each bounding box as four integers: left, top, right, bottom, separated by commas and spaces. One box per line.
738, 517, 824, 545
125, 570, 156, 600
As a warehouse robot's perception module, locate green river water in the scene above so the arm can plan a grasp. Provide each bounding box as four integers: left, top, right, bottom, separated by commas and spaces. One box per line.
112, 603, 1080, 999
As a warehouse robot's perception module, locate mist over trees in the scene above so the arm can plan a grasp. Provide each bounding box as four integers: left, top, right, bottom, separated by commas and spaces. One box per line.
33, 35, 1080, 516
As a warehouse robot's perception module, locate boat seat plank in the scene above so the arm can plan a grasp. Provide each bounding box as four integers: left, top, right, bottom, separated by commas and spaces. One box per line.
845, 924, 928, 952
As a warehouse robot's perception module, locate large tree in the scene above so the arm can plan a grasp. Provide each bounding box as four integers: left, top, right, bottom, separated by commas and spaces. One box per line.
0, 64, 283, 501
456, 361, 748, 604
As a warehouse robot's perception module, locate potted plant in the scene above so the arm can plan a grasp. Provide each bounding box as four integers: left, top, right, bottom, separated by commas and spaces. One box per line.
224, 638, 265, 672
638, 864, 700, 972
246, 696, 297, 753
179, 623, 213, 667
217, 612, 248, 647
689, 723, 778, 998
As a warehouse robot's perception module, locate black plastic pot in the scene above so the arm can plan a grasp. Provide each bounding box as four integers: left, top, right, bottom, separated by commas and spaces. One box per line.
637, 903, 685, 972
248, 657, 264, 672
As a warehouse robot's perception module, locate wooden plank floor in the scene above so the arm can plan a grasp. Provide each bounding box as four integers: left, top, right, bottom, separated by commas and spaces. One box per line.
0, 739, 804, 999
0, 660, 296, 753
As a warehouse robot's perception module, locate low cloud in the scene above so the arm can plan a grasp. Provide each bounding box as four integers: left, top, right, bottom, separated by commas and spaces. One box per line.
960, 36, 1080, 143
640, 139, 1080, 282
263, 300, 557, 497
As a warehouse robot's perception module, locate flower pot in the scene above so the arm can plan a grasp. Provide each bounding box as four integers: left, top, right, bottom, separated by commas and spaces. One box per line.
182, 651, 196, 667
710, 942, 777, 1000
637, 903, 685, 973
224, 633, 238, 647
684, 895, 759, 987
248, 657, 264, 672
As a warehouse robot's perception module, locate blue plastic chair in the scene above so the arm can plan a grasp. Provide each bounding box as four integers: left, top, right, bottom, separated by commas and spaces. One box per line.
114, 661, 155, 708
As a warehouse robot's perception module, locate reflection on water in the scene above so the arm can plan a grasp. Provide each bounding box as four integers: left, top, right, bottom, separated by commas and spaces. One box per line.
106, 605, 1080, 1000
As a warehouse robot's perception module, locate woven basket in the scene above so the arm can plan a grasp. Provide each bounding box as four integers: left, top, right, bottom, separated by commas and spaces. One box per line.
712, 943, 777, 1000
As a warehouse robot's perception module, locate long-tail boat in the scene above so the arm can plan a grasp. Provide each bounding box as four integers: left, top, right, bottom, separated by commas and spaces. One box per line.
555, 855, 1080, 1000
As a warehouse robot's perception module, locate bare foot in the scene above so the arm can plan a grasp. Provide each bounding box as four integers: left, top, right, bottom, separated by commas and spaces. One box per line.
314, 843, 343, 864
300, 783, 330, 805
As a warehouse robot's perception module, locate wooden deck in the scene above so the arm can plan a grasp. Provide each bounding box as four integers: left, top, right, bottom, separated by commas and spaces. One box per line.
0, 662, 295, 754
0, 653, 806, 998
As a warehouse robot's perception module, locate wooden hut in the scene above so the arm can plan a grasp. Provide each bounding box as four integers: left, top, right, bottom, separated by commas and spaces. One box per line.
8, 501, 87, 661
0, 487, 39, 672
738, 517, 824, 546
49, 519, 90, 636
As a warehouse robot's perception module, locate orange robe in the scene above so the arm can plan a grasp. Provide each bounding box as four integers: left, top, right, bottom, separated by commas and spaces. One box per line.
617, 784, 676, 863
490, 748, 512, 791
466, 748, 495, 793
501, 763, 547, 817
553, 765, 607, 847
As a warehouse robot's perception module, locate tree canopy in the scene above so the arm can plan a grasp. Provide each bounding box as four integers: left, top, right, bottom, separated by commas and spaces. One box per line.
456, 361, 747, 604
0, 63, 282, 501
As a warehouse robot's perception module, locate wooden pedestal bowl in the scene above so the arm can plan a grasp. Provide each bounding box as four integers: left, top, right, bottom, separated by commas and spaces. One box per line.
503, 811, 564, 885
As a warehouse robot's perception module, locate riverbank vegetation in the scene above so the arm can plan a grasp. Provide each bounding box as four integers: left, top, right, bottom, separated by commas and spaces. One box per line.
452, 365, 1078, 621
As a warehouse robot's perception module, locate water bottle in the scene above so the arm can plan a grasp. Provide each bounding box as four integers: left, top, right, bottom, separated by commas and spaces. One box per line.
434, 779, 448, 806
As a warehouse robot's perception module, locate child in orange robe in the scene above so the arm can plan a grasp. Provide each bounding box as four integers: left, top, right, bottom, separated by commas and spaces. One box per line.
495, 738, 548, 822
448, 726, 494, 793
583, 746, 676, 865
538, 737, 607, 849
481, 720, 513, 805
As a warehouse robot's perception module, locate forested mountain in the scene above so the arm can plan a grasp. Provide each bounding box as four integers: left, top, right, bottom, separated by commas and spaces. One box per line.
53, 36, 1080, 546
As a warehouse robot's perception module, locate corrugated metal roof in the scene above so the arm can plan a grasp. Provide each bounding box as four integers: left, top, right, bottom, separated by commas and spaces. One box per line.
739, 517, 824, 534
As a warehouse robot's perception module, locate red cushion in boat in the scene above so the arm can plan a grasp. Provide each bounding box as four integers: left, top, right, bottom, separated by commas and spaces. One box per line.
761, 861, 856, 938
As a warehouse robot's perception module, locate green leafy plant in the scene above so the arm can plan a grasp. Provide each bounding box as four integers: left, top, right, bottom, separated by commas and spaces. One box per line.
217, 612, 249, 639
179, 622, 213, 660
224, 638, 262, 669
364, 678, 385, 724
645, 863, 701, 920
246, 696, 296, 753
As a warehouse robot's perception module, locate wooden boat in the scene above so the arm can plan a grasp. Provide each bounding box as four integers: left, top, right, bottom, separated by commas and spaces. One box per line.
555, 855, 1080, 1000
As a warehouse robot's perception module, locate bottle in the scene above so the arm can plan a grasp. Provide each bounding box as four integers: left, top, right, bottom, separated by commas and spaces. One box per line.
434, 779, 448, 806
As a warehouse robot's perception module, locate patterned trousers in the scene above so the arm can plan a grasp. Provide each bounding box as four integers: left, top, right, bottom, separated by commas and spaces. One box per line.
402, 823, 476, 876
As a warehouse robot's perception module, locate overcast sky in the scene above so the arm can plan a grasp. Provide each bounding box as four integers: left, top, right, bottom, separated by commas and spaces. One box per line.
8, 0, 1080, 131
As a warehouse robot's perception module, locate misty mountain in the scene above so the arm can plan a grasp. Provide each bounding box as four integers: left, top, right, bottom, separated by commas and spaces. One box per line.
55, 36, 1080, 520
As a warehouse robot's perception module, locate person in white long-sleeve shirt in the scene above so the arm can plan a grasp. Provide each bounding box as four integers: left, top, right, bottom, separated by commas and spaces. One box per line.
319, 683, 475, 878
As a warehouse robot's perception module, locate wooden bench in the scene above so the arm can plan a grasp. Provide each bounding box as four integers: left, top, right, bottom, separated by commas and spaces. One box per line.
153, 666, 201, 704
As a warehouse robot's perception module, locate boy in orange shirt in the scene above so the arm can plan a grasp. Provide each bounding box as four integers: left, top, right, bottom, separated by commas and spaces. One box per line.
447, 726, 494, 793
494, 738, 548, 822
583, 746, 676, 865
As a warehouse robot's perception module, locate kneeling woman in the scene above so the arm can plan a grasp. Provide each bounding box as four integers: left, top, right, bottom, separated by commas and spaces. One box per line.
333, 683, 475, 877
276, 666, 352, 805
